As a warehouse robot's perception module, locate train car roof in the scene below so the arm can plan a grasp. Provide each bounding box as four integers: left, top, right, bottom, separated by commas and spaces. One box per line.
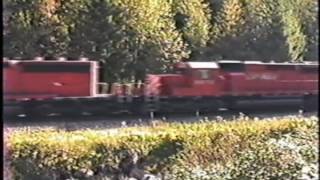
218, 60, 243, 63
176, 61, 318, 70
244, 61, 318, 66
176, 62, 219, 69
3, 58, 93, 64
218, 60, 318, 66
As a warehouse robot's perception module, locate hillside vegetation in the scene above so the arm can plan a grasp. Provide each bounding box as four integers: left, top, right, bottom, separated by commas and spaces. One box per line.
5, 116, 319, 179
3, 0, 318, 82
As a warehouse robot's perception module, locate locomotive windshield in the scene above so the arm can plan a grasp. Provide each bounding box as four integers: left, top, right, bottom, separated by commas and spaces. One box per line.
219, 62, 245, 72
175, 68, 187, 75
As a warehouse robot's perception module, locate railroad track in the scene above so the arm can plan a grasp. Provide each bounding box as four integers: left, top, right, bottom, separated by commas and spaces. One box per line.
4, 107, 318, 132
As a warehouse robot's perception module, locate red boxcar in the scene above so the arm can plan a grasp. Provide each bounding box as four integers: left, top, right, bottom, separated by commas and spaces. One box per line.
3, 58, 98, 101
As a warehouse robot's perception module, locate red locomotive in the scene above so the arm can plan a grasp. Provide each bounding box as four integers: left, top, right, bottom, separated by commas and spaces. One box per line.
146, 61, 318, 97
3, 58, 318, 117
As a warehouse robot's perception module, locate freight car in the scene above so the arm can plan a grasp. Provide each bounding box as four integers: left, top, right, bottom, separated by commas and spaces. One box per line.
3, 58, 319, 117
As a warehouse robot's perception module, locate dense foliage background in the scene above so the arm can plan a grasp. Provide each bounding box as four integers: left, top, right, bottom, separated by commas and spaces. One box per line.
3, 0, 318, 82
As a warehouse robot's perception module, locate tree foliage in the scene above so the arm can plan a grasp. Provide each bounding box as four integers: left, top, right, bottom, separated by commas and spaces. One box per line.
109, 0, 191, 81
4, 0, 69, 58
3, 0, 318, 82
171, 0, 212, 60
278, 0, 318, 62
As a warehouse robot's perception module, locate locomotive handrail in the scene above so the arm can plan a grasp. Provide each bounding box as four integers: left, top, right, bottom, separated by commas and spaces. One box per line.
34, 57, 44, 61
97, 82, 109, 94
109, 82, 145, 96
57, 57, 66, 61
80, 57, 88, 61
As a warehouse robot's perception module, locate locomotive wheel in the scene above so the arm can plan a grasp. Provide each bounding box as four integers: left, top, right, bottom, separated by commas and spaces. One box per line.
49, 99, 84, 117
22, 101, 48, 118
39, 103, 55, 115
4, 102, 24, 119
222, 96, 237, 111
303, 95, 318, 112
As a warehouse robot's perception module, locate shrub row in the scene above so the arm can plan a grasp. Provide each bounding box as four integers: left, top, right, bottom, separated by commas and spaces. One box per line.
5, 115, 318, 179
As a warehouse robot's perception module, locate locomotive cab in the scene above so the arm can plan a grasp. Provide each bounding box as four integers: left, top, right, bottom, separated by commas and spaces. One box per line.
218, 60, 246, 95
168, 61, 224, 96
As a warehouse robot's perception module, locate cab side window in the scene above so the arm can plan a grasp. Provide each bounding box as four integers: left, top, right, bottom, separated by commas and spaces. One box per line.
198, 70, 210, 80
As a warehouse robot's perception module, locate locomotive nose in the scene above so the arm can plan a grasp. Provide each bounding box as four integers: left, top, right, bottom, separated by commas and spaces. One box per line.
145, 75, 162, 96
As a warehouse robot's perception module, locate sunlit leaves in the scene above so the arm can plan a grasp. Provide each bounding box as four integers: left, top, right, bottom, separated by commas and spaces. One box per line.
3, 0, 318, 77
278, 0, 318, 62
172, 0, 212, 49
7, 116, 318, 179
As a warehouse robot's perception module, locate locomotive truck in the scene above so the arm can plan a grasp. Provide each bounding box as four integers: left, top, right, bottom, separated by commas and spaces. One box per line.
3, 57, 318, 117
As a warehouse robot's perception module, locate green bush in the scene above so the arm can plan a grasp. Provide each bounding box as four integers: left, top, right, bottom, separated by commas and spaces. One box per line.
6, 116, 318, 179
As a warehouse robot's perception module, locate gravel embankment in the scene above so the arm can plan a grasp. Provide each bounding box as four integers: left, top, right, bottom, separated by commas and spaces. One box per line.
4, 109, 317, 132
